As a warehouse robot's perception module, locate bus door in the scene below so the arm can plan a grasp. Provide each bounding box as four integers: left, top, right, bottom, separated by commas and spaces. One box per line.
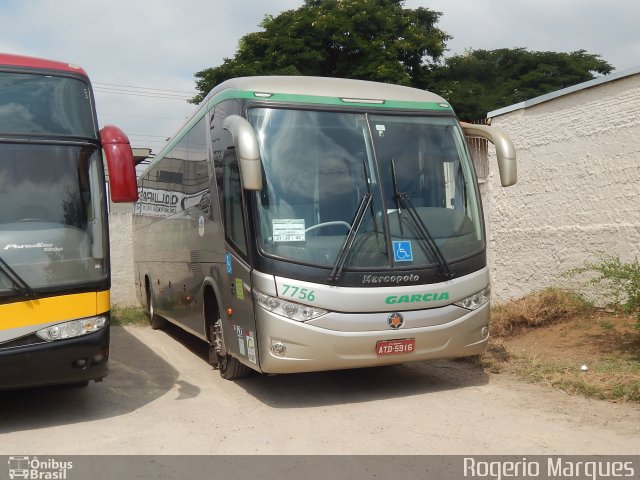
219, 147, 259, 368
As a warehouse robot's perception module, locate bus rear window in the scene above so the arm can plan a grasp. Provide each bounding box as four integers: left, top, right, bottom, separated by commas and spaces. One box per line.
0, 72, 95, 137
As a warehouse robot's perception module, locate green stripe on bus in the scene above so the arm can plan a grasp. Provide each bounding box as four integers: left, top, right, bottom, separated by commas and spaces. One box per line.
209, 89, 451, 111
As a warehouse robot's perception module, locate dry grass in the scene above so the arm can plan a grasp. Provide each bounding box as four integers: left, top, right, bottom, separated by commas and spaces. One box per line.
484, 288, 640, 403
111, 306, 148, 326
490, 287, 590, 337
512, 354, 640, 403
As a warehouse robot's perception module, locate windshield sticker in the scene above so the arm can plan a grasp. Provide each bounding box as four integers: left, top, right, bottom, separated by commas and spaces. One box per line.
375, 124, 386, 137
393, 241, 413, 262
272, 219, 305, 242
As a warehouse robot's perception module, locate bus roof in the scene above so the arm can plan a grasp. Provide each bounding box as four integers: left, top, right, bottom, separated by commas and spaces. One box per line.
145, 75, 454, 173
0, 52, 88, 77
203, 76, 448, 106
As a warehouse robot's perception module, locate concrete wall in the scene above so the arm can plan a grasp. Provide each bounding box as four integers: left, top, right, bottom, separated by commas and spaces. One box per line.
485, 72, 640, 301
108, 211, 138, 307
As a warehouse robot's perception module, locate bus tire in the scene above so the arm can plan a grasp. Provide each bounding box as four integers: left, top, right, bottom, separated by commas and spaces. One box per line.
146, 283, 168, 330
210, 319, 251, 380
220, 355, 252, 380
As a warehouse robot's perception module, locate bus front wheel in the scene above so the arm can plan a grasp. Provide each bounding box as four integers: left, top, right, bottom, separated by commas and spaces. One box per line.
210, 319, 251, 380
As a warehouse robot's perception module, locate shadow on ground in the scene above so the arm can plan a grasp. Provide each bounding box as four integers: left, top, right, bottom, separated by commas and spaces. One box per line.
0, 327, 179, 433
236, 358, 489, 408
160, 322, 490, 409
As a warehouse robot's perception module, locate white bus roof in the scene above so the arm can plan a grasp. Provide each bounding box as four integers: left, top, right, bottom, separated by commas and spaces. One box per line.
203, 76, 447, 105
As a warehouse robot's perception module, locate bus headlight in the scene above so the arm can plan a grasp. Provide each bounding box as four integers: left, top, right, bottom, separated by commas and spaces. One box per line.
454, 287, 491, 311
36, 316, 107, 342
254, 289, 327, 322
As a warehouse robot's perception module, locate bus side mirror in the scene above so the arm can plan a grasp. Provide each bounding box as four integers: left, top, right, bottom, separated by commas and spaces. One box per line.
100, 125, 139, 202
223, 115, 263, 191
461, 122, 517, 187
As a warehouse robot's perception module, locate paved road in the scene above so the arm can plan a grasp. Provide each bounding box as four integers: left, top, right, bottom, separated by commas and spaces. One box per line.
1, 325, 639, 454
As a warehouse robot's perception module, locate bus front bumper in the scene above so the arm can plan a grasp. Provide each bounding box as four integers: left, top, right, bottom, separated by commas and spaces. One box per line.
255, 303, 490, 374
0, 327, 109, 390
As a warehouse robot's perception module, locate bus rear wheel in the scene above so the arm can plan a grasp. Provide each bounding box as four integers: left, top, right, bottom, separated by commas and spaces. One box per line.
209, 319, 251, 380
146, 283, 167, 330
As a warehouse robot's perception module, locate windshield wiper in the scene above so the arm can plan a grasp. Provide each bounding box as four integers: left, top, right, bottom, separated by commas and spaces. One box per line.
390, 159, 453, 279
327, 192, 373, 283
0, 255, 36, 297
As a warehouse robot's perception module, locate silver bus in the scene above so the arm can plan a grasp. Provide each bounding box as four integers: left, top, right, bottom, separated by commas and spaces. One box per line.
133, 76, 516, 379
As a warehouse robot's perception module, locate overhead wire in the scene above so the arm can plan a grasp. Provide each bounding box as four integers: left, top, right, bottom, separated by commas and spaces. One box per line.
94, 88, 193, 100
94, 80, 195, 149
93, 80, 196, 100
93, 82, 195, 94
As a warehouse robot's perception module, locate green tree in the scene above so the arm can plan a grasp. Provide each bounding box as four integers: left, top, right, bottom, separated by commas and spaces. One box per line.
190, 0, 450, 103
430, 48, 613, 121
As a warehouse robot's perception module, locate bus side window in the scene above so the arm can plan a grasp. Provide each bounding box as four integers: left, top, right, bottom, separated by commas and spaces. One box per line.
221, 147, 248, 256
211, 101, 249, 257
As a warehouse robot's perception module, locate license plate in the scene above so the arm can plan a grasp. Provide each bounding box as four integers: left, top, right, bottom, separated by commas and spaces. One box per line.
375, 338, 415, 356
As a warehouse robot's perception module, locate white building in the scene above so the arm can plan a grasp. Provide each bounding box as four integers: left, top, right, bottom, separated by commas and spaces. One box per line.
484, 67, 640, 301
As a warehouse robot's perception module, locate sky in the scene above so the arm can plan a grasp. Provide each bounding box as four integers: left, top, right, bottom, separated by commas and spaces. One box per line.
1, 0, 639, 154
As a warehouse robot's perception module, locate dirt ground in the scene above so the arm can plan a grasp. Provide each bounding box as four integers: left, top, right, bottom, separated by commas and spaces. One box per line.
488, 308, 640, 401
1, 323, 639, 455
502, 310, 638, 362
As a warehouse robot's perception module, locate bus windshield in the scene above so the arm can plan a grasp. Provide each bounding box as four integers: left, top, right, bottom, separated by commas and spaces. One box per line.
249, 108, 484, 270
0, 143, 107, 295
0, 72, 95, 137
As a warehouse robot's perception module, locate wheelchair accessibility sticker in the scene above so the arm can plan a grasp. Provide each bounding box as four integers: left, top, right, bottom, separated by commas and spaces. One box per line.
393, 241, 413, 262
226, 253, 233, 274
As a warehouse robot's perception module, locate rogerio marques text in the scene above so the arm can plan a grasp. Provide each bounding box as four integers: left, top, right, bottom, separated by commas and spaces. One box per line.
463, 457, 635, 480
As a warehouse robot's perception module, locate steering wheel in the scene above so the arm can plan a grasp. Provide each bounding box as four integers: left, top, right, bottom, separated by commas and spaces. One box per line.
305, 221, 352, 234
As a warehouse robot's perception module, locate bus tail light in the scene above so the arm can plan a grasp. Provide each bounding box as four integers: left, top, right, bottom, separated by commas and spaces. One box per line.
36, 316, 107, 342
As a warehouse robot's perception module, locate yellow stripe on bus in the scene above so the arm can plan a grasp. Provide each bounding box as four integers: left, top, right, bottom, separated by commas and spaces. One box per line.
0, 291, 110, 330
